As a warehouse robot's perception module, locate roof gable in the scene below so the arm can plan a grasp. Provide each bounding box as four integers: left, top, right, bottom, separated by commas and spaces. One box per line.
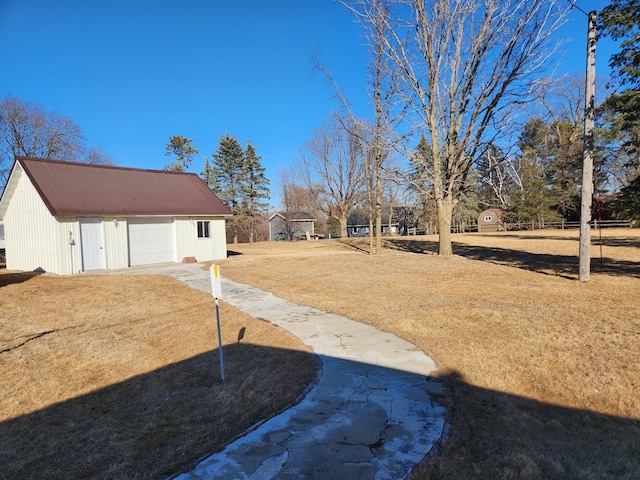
479, 208, 504, 219
1, 157, 233, 217
268, 211, 316, 222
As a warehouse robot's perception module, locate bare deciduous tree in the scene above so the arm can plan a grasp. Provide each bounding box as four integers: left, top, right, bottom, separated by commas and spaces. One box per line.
0, 95, 85, 181
344, 0, 567, 254
319, 0, 405, 253
294, 119, 366, 237
477, 144, 521, 209
279, 170, 319, 213
0, 95, 114, 191
278, 169, 326, 239
84, 146, 114, 165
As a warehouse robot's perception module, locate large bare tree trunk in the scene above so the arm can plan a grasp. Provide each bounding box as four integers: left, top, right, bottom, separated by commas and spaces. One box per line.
368, 202, 374, 252
340, 211, 349, 238
342, 0, 567, 255
436, 198, 454, 255
375, 162, 382, 253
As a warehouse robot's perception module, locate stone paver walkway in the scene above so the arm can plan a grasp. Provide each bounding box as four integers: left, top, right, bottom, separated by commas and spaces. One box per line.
108, 263, 447, 480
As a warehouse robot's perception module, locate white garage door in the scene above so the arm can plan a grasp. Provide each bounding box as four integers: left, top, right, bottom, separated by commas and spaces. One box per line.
128, 219, 175, 266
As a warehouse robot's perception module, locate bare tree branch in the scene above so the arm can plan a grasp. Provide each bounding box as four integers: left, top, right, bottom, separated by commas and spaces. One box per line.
343, 0, 568, 254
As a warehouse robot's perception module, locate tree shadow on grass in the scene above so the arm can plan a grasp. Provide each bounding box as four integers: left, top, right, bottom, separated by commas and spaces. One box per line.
595, 235, 640, 249
337, 239, 373, 254
472, 232, 640, 249
384, 238, 438, 255
1, 348, 638, 479
383, 238, 640, 279
413, 371, 640, 480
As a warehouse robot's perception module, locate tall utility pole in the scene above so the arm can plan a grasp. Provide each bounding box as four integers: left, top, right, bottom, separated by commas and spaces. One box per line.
579, 10, 597, 282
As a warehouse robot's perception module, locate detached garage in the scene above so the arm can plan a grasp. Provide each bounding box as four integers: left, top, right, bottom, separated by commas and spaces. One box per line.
0, 156, 232, 274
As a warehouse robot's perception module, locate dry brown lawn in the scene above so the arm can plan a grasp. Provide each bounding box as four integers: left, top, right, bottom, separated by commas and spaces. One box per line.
2, 228, 639, 479
218, 228, 640, 480
0, 273, 317, 479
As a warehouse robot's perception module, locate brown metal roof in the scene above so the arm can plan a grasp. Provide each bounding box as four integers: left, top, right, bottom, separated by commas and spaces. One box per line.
15, 156, 233, 216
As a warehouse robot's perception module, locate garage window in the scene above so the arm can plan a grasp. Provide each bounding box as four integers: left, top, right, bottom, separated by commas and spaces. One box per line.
197, 221, 210, 238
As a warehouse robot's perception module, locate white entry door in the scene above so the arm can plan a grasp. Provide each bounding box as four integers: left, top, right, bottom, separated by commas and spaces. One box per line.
80, 219, 106, 271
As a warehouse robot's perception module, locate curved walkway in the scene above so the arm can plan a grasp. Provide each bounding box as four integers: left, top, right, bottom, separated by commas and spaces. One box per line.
118, 263, 446, 480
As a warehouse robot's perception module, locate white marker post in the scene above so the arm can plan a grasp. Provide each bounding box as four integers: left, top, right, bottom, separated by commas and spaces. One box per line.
210, 264, 225, 381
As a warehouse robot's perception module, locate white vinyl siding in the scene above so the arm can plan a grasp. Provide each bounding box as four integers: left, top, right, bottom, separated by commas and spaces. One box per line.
55, 217, 82, 275
128, 218, 175, 266
98, 217, 127, 270
174, 216, 227, 262
1, 162, 228, 274
4, 168, 62, 273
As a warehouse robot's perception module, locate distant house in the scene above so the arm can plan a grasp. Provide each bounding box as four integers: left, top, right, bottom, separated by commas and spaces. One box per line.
268, 212, 316, 241
346, 209, 401, 237
346, 223, 399, 237
0, 156, 232, 274
477, 208, 504, 232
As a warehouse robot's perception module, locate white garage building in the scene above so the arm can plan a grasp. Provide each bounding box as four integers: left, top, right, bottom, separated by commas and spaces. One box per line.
0, 156, 232, 274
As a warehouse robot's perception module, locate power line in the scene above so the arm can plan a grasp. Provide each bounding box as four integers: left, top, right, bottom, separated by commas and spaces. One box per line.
567, 0, 590, 16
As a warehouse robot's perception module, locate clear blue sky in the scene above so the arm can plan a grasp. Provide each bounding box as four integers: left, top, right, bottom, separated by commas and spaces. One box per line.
0, 0, 614, 208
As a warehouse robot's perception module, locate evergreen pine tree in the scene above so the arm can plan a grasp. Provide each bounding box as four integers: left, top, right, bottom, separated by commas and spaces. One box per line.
209, 134, 270, 243
241, 142, 270, 242
506, 119, 560, 227
211, 134, 245, 210
408, 135, 435, 229
164, 135, 199, 171
598, 1, 640, 220
611, 175, 640, 221
200, 158, 214, 186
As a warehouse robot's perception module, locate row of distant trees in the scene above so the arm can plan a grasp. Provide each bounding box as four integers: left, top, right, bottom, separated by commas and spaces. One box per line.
275, 0, 640, 253
278, 74, 638, 242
